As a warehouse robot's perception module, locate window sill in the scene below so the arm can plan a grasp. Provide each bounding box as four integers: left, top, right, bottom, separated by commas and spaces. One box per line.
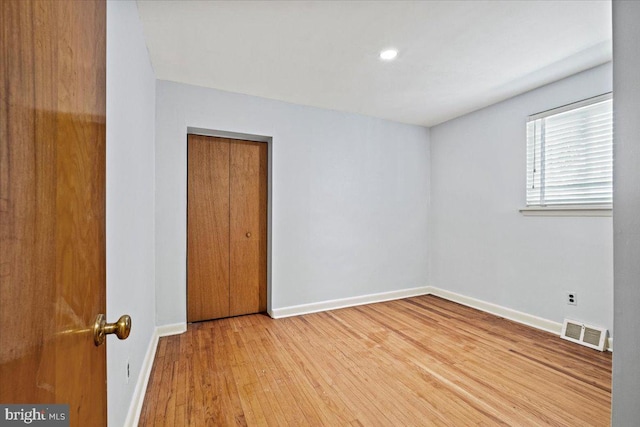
519, 206, 612, 217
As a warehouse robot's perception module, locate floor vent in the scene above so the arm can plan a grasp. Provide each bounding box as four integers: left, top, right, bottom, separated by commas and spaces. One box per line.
561, 319, 608, 351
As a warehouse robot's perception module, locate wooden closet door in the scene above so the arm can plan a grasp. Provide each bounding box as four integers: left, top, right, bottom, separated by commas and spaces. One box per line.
230, 141, 268, 316
187, 135, 230, 322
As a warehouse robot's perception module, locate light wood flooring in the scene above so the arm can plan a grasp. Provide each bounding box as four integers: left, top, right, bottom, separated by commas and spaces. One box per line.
139, 295, 612, 426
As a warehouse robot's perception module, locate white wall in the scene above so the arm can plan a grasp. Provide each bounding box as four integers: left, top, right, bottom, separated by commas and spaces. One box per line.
155, 81, 430, 326
612, 1, 640, 423
106, 2, 156, 426
430, 63, 613, 334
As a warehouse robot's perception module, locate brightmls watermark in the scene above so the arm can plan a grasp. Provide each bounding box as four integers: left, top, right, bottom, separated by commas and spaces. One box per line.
0, 405, 69, 426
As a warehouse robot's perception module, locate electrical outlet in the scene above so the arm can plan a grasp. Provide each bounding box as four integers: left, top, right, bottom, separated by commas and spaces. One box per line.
567, 292, 578, 306
126, 358, 130, 384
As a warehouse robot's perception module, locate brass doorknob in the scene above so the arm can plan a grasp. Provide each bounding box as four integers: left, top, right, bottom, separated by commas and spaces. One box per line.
246, 232, 251, 238
93, 314, 131, 346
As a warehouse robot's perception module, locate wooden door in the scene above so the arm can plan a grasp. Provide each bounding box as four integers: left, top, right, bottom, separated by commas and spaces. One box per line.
229, 140, 268, 316
187, 135, 231, 321
0, 1, 107, 426
187, 135, 267, 322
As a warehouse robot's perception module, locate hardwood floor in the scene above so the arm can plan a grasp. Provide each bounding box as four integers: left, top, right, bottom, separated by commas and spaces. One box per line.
139, 295, 612, 426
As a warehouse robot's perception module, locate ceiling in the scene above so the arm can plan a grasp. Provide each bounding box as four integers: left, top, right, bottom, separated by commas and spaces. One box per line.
136, 1, 611, 127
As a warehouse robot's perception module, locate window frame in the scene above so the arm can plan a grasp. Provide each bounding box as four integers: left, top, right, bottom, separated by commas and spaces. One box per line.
521, 93, 613, 217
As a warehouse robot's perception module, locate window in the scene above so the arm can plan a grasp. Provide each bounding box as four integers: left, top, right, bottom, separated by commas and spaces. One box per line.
526, 93, 613, 210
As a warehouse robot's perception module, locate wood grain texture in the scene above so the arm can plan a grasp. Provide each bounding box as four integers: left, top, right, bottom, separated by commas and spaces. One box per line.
0, 1, 106, 425
258, 142, 267, 313
140, 295, 611, 426
230, 140, 268, 316
187, 135, 267, 321
187, 135, 231, 321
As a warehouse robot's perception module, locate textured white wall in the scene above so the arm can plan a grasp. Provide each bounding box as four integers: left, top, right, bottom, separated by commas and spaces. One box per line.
612, 1, 640, 423
106, 2, 156, 426
430, 63, 613, 333
155, 81, 431, 326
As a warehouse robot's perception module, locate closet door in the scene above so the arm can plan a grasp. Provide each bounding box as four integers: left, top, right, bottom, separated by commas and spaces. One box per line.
187, 135, 230, 322
230, 141, 268, 316
187, 135, 267, 322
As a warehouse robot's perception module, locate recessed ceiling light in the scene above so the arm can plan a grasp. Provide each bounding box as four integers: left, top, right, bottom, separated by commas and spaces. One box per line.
379, 49, 398, 61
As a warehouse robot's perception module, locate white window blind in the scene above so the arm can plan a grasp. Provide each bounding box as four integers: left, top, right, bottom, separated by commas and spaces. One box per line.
526, 93, 612, 207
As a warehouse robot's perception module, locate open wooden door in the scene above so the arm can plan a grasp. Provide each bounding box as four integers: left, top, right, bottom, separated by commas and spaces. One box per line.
0, 1, 118, 425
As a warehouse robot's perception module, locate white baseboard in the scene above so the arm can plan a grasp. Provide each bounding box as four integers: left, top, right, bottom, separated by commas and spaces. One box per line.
123, 329, 159, 427
427, 287, 563, 335
269, 286, 430, 318
157, 322, 187, 337
427, 286, 613, 352
124, 322, 187, 427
